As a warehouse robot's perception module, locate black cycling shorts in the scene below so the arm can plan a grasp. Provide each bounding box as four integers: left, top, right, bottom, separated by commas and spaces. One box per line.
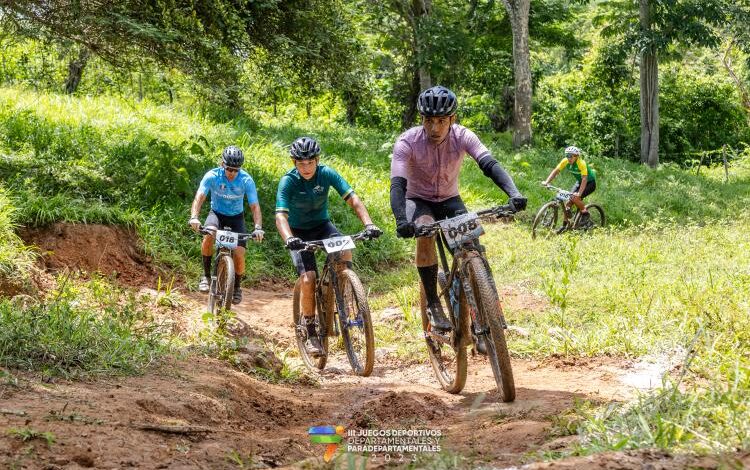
405, 196, 468, 225
289, 220, 342, 275
204, 210, 248, 248
570, 180, 596, 199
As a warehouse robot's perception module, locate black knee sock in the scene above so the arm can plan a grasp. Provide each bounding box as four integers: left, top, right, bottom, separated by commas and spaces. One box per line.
418, 264, 439, 306
202, 256, 212, 278
234, 273, 243, 290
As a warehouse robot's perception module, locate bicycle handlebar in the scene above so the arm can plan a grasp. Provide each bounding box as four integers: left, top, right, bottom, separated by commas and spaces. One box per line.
542, 183, 570, 195
197, 226, 260, 241
414, 204, 517, 238
287, 230, 375, 252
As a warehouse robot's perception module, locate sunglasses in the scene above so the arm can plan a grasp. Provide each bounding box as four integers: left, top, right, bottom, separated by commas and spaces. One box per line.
225, 167, 241, 173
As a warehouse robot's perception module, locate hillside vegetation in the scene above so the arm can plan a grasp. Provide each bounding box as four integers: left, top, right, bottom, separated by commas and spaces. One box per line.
0, 87, 749, 459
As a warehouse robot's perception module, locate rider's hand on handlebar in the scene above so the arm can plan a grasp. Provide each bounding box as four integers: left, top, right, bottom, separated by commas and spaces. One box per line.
396, 221, 416, 239
251, 227, 265, 242
285, 236, 306, 251
509, 197, 527, 212
189, 217, 201, 232
364, 224, 383, 239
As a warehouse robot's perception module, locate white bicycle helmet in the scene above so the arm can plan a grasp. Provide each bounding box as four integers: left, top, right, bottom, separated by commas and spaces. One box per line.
564, 145, 581, 156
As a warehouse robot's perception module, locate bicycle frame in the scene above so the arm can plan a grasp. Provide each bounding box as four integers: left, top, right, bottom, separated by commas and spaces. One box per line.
296, 231, 370, 337
417, 206, 513, 346
198, 226, 257, 313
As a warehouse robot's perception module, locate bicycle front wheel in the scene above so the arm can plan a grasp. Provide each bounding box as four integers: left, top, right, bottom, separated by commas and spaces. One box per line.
532, 201, 562, 239
420, 271, 467, 394
292, 280, 328, 370
466, 257, 515, 402
337, 269, 375, 376
209, 254, 234, 315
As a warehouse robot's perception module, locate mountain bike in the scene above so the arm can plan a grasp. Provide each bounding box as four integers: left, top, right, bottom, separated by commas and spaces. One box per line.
532, 184, 605, 239
198, 226, 258, 315
416, 205, 517, 402
289, 231, 377, 376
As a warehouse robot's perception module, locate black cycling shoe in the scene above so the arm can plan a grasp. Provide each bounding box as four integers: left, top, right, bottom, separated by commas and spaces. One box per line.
198, 276, 210, 293
232, 288, 242, 305
474, 334, 489, 355
427, 303, 452, 331
304, 318, 324, 357
556, 221, 570, 235
577, 212, 593, 229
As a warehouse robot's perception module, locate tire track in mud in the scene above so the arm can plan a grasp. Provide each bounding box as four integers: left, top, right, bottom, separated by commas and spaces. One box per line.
0, 287, 657, 469
229, 288, 643, 468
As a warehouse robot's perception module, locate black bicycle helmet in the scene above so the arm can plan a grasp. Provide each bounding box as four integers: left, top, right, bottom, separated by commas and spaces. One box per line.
290, 137, 321, 160
221, 145, 244, 167
417, 85, 458, 117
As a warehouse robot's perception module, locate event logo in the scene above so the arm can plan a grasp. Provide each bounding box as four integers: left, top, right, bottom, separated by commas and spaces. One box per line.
309, 425, 344, 462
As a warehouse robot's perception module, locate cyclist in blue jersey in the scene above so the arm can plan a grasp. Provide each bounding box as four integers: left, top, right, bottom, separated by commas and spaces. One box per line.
189, 145, 265, 304
275, 137, 382, 356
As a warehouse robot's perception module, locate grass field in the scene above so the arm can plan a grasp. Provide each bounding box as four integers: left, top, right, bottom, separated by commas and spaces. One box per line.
0, 86, 748, 457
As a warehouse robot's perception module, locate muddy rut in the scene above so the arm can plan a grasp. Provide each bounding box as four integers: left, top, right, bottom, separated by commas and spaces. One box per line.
0, 286, 712, 469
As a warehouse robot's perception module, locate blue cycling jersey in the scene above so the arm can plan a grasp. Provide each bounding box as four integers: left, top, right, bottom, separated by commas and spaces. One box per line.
198, 168, 259, 216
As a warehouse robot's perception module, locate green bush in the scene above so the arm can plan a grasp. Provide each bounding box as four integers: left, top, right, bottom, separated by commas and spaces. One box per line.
0, 277, 170, 378
534, 43, 750, 163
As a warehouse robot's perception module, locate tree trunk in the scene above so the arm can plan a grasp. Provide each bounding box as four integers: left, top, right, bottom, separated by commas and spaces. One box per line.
722, 41, 750, 125
501, 0, 533, 148
639, 0, 659, 167
412, 0, 432, 91
64, 47, 89, 94
344, 90, 358, 126
401, 68, 421, 130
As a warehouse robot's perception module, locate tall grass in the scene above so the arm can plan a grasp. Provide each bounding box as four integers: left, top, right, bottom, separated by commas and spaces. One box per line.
0, 276, 170, 378
0, 187, 35, 286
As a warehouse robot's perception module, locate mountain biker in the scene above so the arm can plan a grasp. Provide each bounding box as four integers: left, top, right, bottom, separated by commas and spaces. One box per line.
276, 136, 382, 357
189, 145, 264, 305
541, 145, 597, 230
390, 85, 527, 340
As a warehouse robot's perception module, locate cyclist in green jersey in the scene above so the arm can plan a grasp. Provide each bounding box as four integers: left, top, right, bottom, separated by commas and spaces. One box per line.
275, 137, 382, 356
542, 145, 597, 229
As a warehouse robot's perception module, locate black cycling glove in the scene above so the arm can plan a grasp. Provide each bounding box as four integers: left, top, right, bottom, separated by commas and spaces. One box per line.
396, 221, 416, 238
285, 236, 306, 251
364, 224, 383, 239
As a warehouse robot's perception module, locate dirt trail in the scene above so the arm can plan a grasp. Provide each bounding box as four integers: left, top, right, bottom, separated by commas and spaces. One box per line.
0, 285, 702, 469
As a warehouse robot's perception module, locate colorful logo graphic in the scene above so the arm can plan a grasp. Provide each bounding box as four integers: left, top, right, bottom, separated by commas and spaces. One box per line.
309, 425, 345, 462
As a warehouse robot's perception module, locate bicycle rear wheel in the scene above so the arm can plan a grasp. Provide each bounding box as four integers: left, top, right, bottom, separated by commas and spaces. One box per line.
337, 269, 375, 376
585, 203, 605, 228
208, 253, 234, 315
420, 271, 467, 394
532, 201, 562, 239
292, 279, 328, 370
466, 257, 515, 402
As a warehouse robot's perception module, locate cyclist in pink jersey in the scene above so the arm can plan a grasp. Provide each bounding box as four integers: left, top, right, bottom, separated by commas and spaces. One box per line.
390, 86, 526, 332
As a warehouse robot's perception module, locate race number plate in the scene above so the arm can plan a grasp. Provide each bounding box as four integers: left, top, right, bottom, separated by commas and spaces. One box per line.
439, 213, 484, 249
215, 230, 239, 249
322, 235, 355, 254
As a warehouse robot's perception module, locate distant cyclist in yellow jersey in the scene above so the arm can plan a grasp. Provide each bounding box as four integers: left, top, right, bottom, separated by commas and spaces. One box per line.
541, 146, 597, 229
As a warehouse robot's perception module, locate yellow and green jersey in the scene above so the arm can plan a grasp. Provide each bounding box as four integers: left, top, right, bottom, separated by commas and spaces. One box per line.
555, 158, 596, 183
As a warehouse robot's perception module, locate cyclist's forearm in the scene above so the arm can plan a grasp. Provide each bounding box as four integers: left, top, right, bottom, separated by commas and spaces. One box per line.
477, 156, 522, 198
275, 212, 293, 241
190, 193, 206, 218
346, 194, 373, 226
544, 169, 559, 184
249, 203, 262, 229
390, 176, 408, 223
